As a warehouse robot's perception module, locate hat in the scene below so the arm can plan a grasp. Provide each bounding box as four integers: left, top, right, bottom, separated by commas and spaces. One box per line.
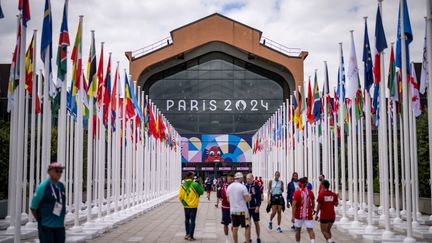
234, 172, 243, 179
48, 162, 65, 171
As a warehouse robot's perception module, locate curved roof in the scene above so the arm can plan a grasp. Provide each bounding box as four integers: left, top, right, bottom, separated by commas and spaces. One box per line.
126, 13, 307, 88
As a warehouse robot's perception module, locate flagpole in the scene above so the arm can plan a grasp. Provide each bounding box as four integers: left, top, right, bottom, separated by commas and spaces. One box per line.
26, 29, 37, 227
338, 42, 348, 223
425, 0, 432, 222
400, 0, 414, 240
392, 98, 402, 223
387, 98, 394, 213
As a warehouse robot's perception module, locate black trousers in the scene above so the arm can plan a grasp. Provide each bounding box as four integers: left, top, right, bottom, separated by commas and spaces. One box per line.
38, 225, 65, 243
184, 208, 198, 238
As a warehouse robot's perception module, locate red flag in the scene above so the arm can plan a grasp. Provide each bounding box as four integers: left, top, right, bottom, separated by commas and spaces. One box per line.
96, 44, 104, 106
306, 79, 314, 124
18, 0, 30, 26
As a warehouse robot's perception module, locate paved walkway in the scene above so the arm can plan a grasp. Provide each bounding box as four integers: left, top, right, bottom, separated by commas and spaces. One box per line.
88, 194, 357, 243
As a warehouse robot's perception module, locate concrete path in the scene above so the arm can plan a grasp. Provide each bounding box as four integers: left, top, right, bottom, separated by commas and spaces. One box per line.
88, 194, 357, 243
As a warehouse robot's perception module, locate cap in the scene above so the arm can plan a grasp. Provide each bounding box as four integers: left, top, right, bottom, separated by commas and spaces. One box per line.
234, 172, 243, 179
48, 162, 65, 171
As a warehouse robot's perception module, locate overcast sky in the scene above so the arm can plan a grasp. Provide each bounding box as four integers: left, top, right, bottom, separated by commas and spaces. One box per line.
0, 0, 427, 92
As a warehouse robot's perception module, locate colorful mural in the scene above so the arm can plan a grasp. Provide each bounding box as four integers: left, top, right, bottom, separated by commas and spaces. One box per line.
181, 134, 252, 163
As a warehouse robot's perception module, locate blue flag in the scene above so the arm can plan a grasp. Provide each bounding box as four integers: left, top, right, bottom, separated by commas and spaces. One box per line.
337, 46, 346, 101
395, 0, 412, 74
363, 20, 374, 92
41, 0, 54, 96
125, 73, 144, 121
0, 1, 4, 19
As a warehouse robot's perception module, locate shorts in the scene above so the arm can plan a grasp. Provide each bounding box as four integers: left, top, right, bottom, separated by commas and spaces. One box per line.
248, 208, 260, 222
231, 213, 250, 228
270, 194, 283, 206
206, 189, 211, 193
294, 219, 314, 229
320, 219, 335, 224
221, 209, 231, 225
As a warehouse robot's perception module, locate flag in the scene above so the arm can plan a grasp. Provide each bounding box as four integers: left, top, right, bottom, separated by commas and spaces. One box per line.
96, 45, 105, 106
294, 88, 303, 130
41, 0, 55, 97
158, 114, 166, 141
56, 0, 69, 87
410, 63, 421, 117
25, 34, 35, 94
7, 23, 21, 112
111, 62, 119, 130
148, 103, 157, 137
0, 0, 4, 19
103, 54, 111, 127
323, 62, 331, 115
124, 72, 143, 123
346, 32, 359, 100
87, 32, 97, 98
363, 19, 374, 92
313, 75, 321, 122
69, 19, 82, 117
337, 45, 346, 101
306, 78, 314, 124
18, 0, 30, 26
396, 0, 413, 74
355, 79, 363, 120
420, 19, 429, 94
388, 45, 399, 101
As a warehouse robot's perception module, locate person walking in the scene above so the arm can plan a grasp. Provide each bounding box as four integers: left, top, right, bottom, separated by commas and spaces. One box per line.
291, 177, 316, 243
205, 177, 213, 200
267, 171, 284, 232
245, 173, 262, 243
287, 172, 300, 231
227, 172, 251, 243
315, 180, 338, 243
179, 172, 204, 241
31, 162, 66, 243
217, 174, 234, 243
318, 174, 325, 195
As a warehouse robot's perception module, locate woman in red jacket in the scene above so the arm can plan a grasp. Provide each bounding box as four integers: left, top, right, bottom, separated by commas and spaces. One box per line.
315, 180, 338, 243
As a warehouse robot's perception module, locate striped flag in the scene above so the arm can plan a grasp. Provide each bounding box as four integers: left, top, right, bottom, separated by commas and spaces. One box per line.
7, 22, 21, 112
373, 5, 387, 126
18, 0, 30, 26
69, 19, 83, 117
111, 62, 119, 130
56, 0, 69, 87
87, 32, 97, 98
420, 19, 429, 94
388, 45, 398, 101
41, 0, 54, 97
410, 63, 421, 117
313, 73, 321, 122
25, 33, 34, 94
306, 77, 314, 124
103, 54, 112, 127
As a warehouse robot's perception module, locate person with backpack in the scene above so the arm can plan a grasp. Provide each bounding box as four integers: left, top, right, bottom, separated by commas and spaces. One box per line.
291, 177, 316, 243
267, 171, 284, 233
179, 172, 205, 241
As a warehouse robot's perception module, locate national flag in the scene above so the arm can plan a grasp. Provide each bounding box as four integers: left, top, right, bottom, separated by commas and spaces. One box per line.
103, 54, 112, 127
148, 103, 157, 137
96, 45, 105, 106
158, 114, 166, 141
25, 34, 35, 94
124, 72, 143, 123
0, 0, 4, 19
355, 79, 363, 120
362, 19, 374, 92
18, 0, 30, 26
7, 22, 21, 112
420, 19, 429, 94
323, 62, 331, 115
69, 19, 83, 117
56, 0, 69, 87
396, 0, 413, 74
87, 32, 97, 98
294, 87, 303, 130
41, 0, 54, 97
111, 62, 119, 130
346, 31, 359, 100
373, 5, 387, 126
313, 74, 321, 122
337, 45, 346, 101
388, 45, 399, 101
410, 63, 421, 117
306, 77, 314, 124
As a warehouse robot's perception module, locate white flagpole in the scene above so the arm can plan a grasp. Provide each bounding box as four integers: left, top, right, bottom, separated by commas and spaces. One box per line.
364, 89, 375, 232
426, 0, 432, 221
26, 29, 38, 227
86, 73, 94, 223
400, 0, 414, 240
334, 104, 339, 194
14, 13, 27, 243
392, 99, 402, 223
36, 74, 42, 187
22, 78, 29, 218
387, 99, 395, 213
339, 42, 348, 223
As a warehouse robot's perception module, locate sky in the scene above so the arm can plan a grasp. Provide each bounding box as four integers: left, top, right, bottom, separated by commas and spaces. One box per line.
0, 0, 427, 93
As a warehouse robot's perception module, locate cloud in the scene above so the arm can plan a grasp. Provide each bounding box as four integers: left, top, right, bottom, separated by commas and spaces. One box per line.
0, 0, 426, 94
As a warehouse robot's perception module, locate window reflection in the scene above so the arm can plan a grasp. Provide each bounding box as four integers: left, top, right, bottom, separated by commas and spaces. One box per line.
148, 52, 284, 134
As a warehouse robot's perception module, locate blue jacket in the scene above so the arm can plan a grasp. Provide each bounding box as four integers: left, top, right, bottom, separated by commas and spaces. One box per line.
287, 180, 298, 204
245, 183, 261, 209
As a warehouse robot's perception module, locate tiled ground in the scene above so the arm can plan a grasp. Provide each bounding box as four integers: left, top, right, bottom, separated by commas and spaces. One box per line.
88, 194, 357, 243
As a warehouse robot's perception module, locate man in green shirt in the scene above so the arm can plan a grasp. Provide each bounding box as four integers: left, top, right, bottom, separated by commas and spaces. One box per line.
31, 162, 66, 243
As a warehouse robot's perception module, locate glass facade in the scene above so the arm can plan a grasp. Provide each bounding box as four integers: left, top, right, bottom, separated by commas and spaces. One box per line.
148, 52, 285, 134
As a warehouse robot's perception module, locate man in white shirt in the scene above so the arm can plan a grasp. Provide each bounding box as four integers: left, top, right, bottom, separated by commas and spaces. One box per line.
227, 172, 251, 243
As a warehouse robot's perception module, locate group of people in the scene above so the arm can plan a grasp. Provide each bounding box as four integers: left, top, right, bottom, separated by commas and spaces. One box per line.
179, 171, 338, 243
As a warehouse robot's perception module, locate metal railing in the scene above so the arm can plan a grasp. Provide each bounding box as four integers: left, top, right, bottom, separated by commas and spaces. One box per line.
260, 36, 302, 57
131, 36, 173, 59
